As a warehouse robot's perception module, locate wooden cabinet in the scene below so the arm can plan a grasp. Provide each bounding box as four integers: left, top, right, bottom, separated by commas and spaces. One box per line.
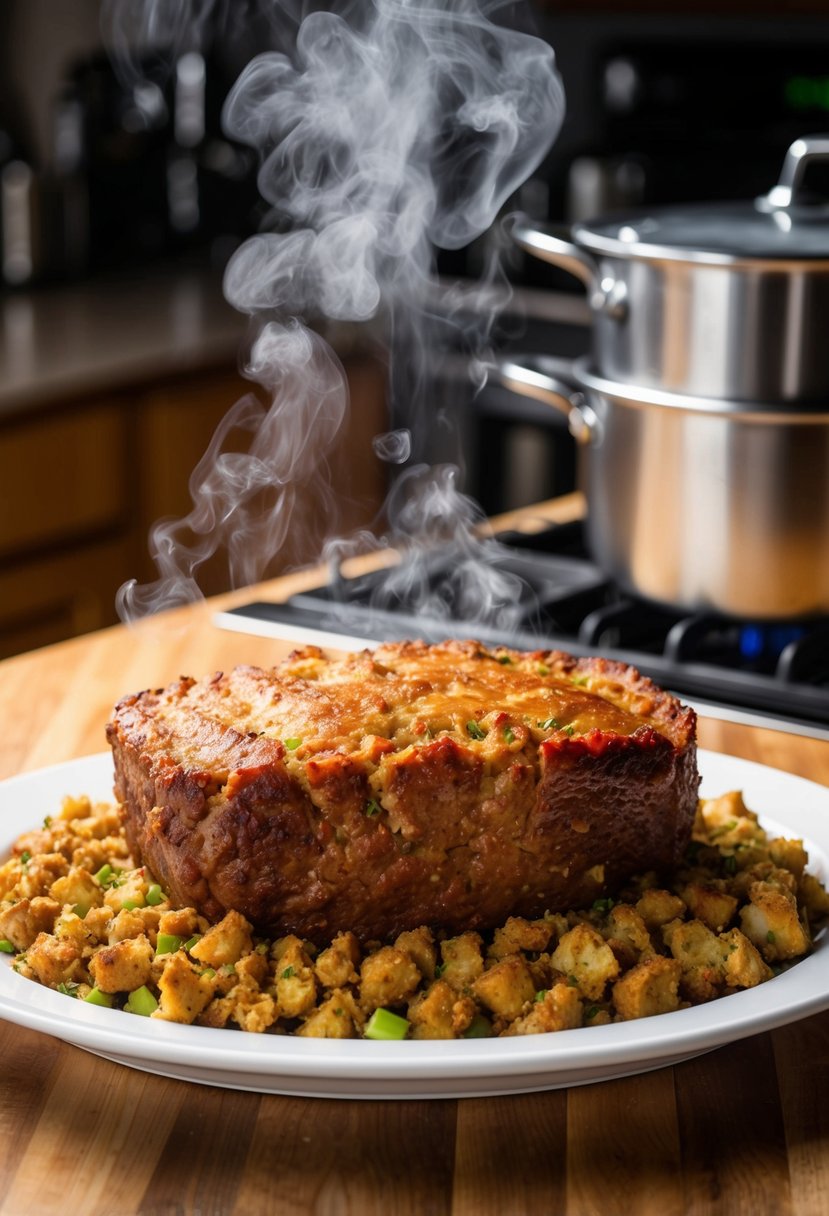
0, 353, 388, 658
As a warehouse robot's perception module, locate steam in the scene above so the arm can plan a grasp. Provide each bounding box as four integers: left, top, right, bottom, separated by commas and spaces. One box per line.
112, 0, 564, 624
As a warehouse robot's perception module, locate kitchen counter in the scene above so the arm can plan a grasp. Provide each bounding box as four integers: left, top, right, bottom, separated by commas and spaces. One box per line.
0, 496, 827, 1215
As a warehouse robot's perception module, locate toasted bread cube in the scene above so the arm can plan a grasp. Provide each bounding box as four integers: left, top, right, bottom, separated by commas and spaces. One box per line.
153, 951, 216, 1024
407, 979, 476, 1039
189, 909, 252, 968
108, 906, 160, 945
488, 916, 553, 960
0, 896, 61, 949
228, 986, 278, 1033
550, 922, 620, 1001
359, 946, 421, 1011
158, 907, 204, 939
25, 931, 85, 988
604, 904, 653, 961
799, 872, 829, 921
740, 885, 810, 961
768, 837, 808, 880
315, 931, 361, 989
635, 889, 686, 932
720, 928, 774, 988
680, 882, 738, 933
663, 918, 726, 1001
273, 936, 317, 1018
472, 955, 536, 1022
439, 932, 484, 990
298, 988, 362, 1038
88, 934, 154, 993
394, 926, 437, 980
49, 868, 103, 915
612, 956, 682, 1020
503, 981, 583, 1036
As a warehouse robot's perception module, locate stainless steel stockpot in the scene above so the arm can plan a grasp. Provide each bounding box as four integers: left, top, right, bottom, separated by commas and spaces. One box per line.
513, 135, 829, 402
495, 355, 829, 619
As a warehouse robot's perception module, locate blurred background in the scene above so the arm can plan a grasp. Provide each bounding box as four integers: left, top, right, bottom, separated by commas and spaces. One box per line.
2, 0, 828, 658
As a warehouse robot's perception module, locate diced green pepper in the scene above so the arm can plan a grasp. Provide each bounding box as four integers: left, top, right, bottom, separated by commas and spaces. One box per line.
145, 883, 166, 906
84, 987, 115, 1008
121, 899, 140, 911
0, 940, 14, 954
183, 935, 202, 952
124, 986, 159, 1016
284, 737, 302, 750
94, 863, 113, 885
462, 1014, 493, 1039
364, 1007, 409, 1041
156, 933, 182, 956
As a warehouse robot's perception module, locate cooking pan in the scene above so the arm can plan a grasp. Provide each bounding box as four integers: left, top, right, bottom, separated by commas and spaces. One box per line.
512, 135, 829, 402
493, 355, 829, 619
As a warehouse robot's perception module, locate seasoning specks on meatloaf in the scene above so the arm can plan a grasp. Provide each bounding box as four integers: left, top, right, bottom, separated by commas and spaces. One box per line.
106, 639, 699, 943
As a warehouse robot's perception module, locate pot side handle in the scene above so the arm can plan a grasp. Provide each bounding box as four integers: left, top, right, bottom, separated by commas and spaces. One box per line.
487, 356, 599, 445
509, 216, 627, 320
509, 216, 599, 290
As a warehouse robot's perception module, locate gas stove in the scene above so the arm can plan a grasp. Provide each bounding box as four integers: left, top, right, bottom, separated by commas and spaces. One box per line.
215, 519, 829, 740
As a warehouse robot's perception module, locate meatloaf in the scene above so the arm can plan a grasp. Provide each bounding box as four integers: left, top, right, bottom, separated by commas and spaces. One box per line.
106, 639, 699, 943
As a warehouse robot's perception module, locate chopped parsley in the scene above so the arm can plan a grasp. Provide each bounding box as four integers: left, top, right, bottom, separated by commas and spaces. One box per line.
365, 798, 382, 818
592, 897, 615, 914
537, 717, 561, 730
466, 721, 487, 741
281, 966, 295, 980
503, 726, 516, 744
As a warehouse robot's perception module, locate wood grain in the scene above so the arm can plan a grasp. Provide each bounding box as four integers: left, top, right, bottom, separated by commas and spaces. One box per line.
0, 494, 826, 1215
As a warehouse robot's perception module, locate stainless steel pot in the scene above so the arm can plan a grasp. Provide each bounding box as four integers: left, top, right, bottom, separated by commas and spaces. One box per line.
513, 135, 829, 402
494, 355, 829, 619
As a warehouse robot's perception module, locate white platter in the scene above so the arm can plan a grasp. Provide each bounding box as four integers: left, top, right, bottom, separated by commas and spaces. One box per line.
0, 749, 826, 1099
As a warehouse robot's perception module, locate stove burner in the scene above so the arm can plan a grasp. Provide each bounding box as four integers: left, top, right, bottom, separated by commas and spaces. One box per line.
217, 521, 829, 738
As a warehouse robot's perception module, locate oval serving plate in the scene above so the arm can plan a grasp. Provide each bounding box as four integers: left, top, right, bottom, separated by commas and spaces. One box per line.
0, 750, 826, 1099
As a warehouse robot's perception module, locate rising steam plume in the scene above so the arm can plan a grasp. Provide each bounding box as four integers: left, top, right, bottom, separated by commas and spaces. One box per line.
109, 0, 564, 624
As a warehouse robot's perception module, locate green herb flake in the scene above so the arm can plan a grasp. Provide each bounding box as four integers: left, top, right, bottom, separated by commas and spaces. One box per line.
57, 981, 80, 998
767, 930, 776, 944
723, 854, 738, 875
503, 726, 516, 744
466, 721, 487, 741
572, 675, 589, 686
497, 654, 513, 665
19, 850, 31, 865
280, 966, 295, 980
434, 962, 446, 978
42, 816, 52, 828
537, 664, 550, 676
284, 737, 303, 751
584, 1005, 601, 1021
537, 717, 561, 731
534, 989, 548, 1002
365, 798, 382, 818
592, 897, 615, 913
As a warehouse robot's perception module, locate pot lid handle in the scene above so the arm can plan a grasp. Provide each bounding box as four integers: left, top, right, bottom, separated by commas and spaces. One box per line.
757, 133, 829, 210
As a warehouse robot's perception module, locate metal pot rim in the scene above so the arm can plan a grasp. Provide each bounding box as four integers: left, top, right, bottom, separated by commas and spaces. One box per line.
574, 359, 829, 420
571, 222, 829, 270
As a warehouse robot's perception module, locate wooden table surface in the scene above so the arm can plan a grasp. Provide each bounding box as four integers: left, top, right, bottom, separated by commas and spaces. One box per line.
1, 498, 827, 1216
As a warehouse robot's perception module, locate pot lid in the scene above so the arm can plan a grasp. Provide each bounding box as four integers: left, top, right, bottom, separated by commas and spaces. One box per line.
574, 135, 829, 265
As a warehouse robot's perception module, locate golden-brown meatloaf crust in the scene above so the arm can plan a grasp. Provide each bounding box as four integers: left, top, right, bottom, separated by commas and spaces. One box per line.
106, 639, 698, 943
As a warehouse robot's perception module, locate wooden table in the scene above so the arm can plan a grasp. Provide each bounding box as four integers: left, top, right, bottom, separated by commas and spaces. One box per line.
1, 508, 827, 1216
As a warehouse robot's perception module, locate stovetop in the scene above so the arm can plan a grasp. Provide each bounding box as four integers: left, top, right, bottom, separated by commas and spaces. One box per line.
215, 520, 829, 740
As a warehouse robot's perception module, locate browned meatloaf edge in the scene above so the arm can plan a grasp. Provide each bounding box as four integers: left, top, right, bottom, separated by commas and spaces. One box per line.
106, 639, 699, 943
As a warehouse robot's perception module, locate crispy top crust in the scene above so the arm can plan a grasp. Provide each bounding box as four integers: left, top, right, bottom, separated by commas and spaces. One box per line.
111, 638, 694, 778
